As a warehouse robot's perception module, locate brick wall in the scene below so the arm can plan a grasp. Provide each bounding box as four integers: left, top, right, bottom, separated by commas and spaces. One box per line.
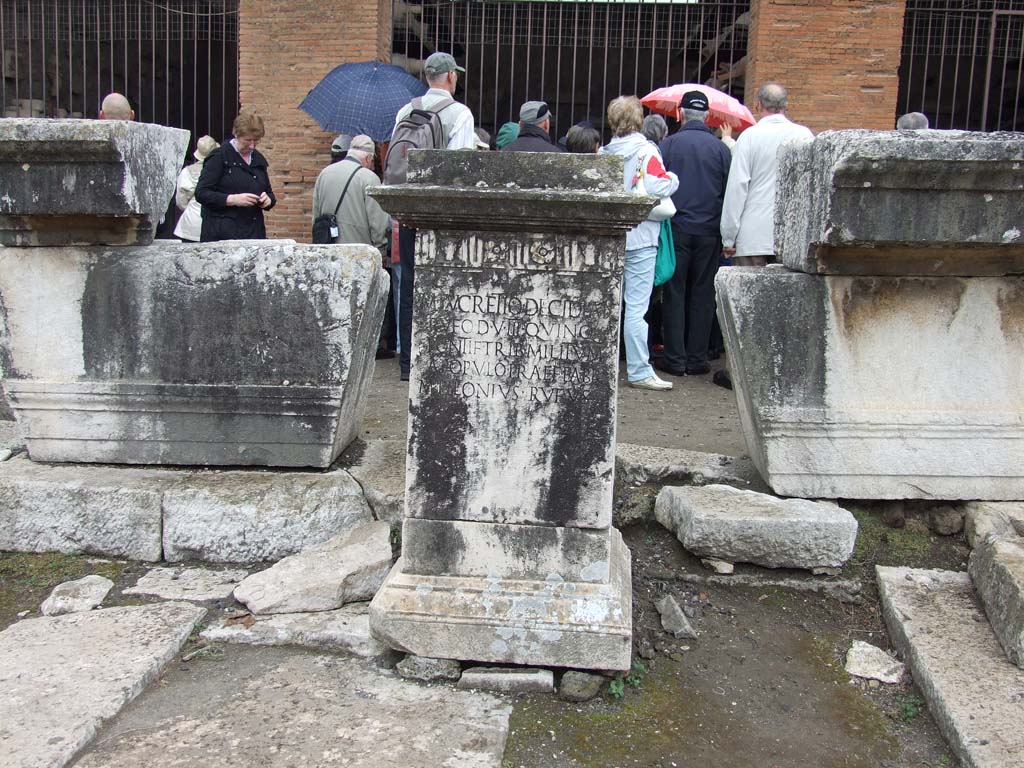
745, 0, 907, 133
238, 0, 392, 241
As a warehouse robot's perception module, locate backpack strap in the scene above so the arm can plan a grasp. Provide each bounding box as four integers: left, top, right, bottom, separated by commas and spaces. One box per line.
331, 158, 362, 218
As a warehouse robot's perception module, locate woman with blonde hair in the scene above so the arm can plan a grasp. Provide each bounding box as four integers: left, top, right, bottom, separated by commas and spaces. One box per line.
195, 112, 276, 242
173, 135, 219, 242
600, 96, 679, 391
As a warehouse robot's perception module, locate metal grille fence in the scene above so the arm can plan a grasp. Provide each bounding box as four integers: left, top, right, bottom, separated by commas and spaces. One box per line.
899, 0, 1024, 130
1, 0, 239, 152
392, 0, 751, 139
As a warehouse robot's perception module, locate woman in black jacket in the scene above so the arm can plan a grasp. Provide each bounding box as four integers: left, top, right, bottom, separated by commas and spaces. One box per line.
195, 112, 276, 241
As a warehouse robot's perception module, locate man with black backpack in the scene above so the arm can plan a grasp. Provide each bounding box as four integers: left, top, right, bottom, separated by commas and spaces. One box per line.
386, 51, 476, 381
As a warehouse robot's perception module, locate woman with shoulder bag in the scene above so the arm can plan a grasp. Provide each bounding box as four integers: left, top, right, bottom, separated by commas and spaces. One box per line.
196, 112, 276, 242
600, 96, 680, 392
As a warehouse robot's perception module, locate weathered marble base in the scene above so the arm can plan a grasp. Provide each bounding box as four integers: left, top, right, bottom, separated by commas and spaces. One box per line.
716, 268, 1024, 500
7, 381, 351, 467
0, 454, 373, 563
370, 528, 632, 671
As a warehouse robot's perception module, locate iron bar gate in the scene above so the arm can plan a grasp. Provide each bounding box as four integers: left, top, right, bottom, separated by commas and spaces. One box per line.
391, 0, 751, 140
899, 0, 1024, 131
0, 0, 239, 153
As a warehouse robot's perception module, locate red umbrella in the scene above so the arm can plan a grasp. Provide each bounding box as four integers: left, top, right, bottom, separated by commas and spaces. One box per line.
642, 83, 755, 132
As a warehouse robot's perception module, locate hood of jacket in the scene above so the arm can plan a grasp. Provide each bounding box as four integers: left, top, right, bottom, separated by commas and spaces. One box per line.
602, 132, 649, 160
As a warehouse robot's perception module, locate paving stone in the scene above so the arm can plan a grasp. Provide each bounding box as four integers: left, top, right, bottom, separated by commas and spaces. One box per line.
844, 640, 906, 684
558, 671, 605, 702
877, 566, 1024, 768
969, 535, 1024, 668
964, 502, 1024, 549
124, 567, 249, 602
200, 603, 389, 659
73, 648, 512, 768
395, 654, 463, 682
162, 468, 373, 563
0, 419, 24, 451
655, 595, 698, 639
40, 574, 113, 616
656, 484, 858, 570
233, 520, 392, 614
457, 667, 555, 694
0, 454, 166, 561
0, 602, 205, 768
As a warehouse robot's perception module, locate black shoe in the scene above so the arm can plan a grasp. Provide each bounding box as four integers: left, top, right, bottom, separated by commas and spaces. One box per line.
685, 364, 711, 375
712, 370, 733, 390
400, 370, 410, 382
653, 359, 687, 377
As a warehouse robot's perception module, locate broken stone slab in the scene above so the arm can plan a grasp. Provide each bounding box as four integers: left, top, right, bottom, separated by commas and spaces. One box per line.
877, 566, 1024, 768
701, 558, 735, 575
233, 520, 392, 614
776, 129, 1024, 276
73, 649, 512, 768
844, 640, 906, 684
124, 567, 249, 602
0, 240, 388, 467
655, 484, 858, 569
616, 442, 765, 490
162, 467, 374, 563
396, 654, 463, 682
0, 453, 165, 561
654, 594, 698, 639
0, 118, 189, 246
40, 574, 114, 616
0, 601, 205, 768
0, 418, 24, 451
457, 667, 555, 694
716, 267, 1024, 500
969, 535, 1024, 668
558, 671, 606, 702
342, 438, 406, 524
200, 603, 390, 660
964, 502, 1024, 549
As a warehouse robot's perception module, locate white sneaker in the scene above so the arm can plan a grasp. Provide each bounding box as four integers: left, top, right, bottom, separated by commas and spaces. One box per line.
628, 374, 673, 391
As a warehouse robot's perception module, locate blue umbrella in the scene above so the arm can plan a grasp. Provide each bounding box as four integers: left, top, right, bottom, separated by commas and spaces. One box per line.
299, 61, 428, 141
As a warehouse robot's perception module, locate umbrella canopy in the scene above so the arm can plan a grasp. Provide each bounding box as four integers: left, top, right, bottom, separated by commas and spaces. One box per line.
642, 83, 755, 133
299, 60, 428, 141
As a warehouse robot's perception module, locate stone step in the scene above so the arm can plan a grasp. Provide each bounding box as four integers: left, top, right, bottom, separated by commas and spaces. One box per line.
877, 566, 1024, 768
969, 535, 1024, 668
0, 602, 205, 768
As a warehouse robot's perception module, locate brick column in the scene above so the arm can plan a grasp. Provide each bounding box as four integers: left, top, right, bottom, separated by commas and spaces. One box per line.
238, 0, 392, 241
745, 0, 907, 133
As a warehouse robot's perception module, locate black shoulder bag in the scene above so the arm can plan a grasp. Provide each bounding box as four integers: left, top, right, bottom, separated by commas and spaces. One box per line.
312, 158, 360, 244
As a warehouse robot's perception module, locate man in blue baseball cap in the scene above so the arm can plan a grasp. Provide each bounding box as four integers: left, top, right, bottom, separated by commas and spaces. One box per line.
657, 89, 733, 378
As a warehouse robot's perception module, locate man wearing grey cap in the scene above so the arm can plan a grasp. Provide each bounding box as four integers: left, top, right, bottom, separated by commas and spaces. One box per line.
391, 51, 476, 381
502, 101, 565, 153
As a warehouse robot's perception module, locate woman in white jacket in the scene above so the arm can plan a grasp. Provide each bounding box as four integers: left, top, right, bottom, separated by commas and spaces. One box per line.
601, 97, 680, 391
173, 135, 219, 242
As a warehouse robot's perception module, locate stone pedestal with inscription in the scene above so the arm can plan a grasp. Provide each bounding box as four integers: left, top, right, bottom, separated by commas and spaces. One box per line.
368, 151, 653, 671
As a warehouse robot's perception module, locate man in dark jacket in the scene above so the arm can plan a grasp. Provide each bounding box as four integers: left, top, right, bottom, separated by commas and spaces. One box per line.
656, 91, 732, 376
502, 101, 565, 153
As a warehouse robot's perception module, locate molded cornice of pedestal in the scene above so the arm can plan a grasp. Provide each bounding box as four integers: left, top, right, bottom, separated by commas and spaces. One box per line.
370, 150, 654, 234
777, 129, 1024, 276
0, 118, 190, 246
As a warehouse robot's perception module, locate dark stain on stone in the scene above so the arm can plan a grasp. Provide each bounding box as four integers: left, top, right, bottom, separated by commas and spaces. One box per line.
81, 257, 144, 378
836, 277, 967, 337
997, 280, 1024, 342
403, 520, 467, 577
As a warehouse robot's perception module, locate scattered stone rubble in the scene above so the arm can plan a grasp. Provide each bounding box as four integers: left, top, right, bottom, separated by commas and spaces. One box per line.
40, 574, 114, 616
124, 567, 249, 602
844, 640, 906, 684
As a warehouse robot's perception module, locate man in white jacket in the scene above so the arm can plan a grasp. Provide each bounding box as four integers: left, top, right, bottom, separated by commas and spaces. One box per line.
720, 83, 813, 265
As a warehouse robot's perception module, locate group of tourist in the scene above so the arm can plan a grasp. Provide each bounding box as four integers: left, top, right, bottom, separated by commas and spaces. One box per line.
100, 51, 929, 391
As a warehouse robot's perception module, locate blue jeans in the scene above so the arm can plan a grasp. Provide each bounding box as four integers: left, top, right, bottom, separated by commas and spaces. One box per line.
391, 262, 402, 356
623, 246, 657, 382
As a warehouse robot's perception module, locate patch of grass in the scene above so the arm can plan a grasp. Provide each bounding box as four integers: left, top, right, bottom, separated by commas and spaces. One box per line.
897, 693, 925, 723
850, 509, 935, 569
607, 678, 625, 700
0, 552, 124, 627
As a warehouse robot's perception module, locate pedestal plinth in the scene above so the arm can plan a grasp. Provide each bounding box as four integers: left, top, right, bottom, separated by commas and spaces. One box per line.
369, 151, 652, 671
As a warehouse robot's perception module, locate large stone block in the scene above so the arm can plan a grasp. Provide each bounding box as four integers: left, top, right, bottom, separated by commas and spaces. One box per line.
0, 118, 189, 246
716, 267, 1024, 499
162, 468, 374, 563
655, 484, 857, 569
777, 130, 1024, 276
969, 535, 1024, 668
0, 454, 166, 561
0, 241, 388, 467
